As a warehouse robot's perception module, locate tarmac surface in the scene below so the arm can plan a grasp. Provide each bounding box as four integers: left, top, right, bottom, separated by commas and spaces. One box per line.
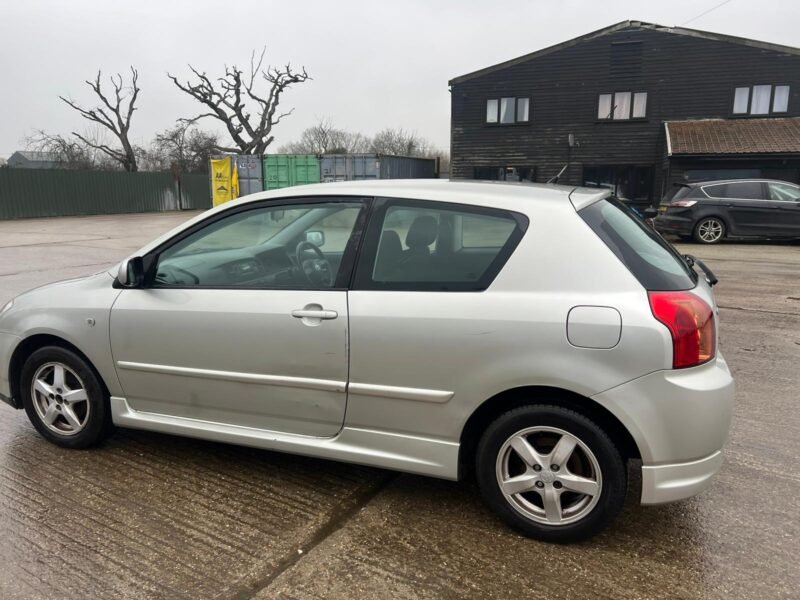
0, 211, 797, 599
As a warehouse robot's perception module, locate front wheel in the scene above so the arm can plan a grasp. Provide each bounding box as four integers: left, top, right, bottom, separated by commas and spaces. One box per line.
21, 346, 114, 449
476, 405, 626, 543
693, 217, 726, 244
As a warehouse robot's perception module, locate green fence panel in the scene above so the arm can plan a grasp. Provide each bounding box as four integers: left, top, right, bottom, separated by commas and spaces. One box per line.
0, 169, 177, 219
0, 168, 212, 219
262, 155, 320, 190
179, 173, 212, 210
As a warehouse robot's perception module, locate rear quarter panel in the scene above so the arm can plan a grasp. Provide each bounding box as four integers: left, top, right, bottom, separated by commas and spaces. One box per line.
346, 200, 672, 441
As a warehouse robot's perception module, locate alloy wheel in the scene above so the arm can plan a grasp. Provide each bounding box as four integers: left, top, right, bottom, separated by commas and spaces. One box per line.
495, 426, 602, 526
30, 362, 91, 436
697, 219, 724, 243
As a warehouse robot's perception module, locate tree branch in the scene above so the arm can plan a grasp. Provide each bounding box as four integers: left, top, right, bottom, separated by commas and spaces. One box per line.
170, 51, 310, 154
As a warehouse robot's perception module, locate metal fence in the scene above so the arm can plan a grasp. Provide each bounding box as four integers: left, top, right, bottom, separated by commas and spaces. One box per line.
0, 169, 211, 220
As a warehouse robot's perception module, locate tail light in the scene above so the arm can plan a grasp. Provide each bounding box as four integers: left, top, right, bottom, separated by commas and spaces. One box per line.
648, 291, 716, 369
669, 199, 698, 208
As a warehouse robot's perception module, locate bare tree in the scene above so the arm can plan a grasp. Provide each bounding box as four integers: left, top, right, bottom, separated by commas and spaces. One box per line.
279, 118, 370, 154
142, 123, 220, 174
169, 49, 310, 155
369, 128, 434, 156
27, 127, 125, 170
59, 68, 140, 171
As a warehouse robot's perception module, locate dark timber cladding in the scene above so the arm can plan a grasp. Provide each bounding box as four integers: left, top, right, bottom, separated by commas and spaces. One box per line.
449, 21, 800, 205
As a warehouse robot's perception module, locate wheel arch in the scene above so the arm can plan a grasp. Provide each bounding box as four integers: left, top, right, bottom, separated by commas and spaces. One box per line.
8, 334, 109, 408
693, 213, 728, 239
458, 385, 641, 480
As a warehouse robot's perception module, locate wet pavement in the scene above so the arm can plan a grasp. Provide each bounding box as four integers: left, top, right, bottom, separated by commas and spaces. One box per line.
0, 213, 798, 599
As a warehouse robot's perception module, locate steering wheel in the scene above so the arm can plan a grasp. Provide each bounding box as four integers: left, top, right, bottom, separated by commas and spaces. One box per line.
295, 241, 333, 287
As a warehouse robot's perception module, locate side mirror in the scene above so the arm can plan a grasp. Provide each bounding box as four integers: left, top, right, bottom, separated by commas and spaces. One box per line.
305, 230, 325, 247
643, 207, 659, 219
117, 256, 144, 288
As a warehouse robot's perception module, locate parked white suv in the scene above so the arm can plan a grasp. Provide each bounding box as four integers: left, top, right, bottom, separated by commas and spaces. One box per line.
0, 180, 734, 542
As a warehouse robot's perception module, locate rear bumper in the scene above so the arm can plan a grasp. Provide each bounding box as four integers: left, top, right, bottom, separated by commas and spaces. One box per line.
641, 450, 723, 504
592, 354, 735, 504
654, 215, 693, 235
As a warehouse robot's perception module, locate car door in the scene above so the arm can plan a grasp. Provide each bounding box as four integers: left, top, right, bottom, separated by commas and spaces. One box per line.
703, 181, 773, 237
767, 181, 800, 237
110, 197, 368, 437
345, 197, 528, 441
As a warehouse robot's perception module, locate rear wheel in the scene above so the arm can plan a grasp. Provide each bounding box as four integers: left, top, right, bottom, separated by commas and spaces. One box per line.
693, 217, 725, 244
476, 405, 626, 543
21, 346, 114, 449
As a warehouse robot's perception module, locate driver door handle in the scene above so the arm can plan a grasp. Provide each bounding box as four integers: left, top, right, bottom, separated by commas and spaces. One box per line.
291, 308, 338, 320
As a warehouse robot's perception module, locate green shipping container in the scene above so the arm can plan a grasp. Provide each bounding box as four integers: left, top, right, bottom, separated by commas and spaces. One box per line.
262, 154, 321, 190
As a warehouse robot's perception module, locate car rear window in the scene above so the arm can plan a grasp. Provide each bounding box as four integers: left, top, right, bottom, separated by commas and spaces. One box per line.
662, 184, 691, 205
579, 198, 697, 291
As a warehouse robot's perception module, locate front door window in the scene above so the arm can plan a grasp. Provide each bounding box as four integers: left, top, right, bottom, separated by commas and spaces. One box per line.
154, 201, 364, 289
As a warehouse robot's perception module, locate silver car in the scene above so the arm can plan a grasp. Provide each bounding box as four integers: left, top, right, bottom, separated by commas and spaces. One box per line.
0, 180, 734, 542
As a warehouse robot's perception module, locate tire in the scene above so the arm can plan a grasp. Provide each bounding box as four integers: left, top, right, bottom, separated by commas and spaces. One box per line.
476, 405, 626, 543
693, 217, 726, 244
21, 346, 114, 449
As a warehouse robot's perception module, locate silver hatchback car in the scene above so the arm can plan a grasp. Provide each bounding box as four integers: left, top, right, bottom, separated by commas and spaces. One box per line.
0, 180, 734, 542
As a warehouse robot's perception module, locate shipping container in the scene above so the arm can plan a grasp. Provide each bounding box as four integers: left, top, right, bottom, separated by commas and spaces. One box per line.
263, 154, 320, 190
234, 155, 263, 196
320, 154, 436, 182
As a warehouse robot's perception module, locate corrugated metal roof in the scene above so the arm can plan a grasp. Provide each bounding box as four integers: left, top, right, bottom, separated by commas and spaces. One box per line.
665, 118, 800, 156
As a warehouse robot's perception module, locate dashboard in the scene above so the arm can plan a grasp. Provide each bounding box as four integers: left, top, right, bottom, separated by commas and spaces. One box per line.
155, 245, 304, 288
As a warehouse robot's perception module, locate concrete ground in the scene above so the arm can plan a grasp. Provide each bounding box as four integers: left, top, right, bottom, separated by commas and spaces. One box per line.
0, 212, 798, 599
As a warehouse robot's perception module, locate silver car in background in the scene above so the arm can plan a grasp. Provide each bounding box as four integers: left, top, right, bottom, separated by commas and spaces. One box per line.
0, 180, 734, 542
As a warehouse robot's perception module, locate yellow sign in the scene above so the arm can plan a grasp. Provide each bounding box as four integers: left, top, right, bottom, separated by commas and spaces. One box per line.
211, 157, 239, 206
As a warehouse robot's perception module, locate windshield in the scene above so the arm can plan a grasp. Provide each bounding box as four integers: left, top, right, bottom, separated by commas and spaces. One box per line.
579, 198, 697, 291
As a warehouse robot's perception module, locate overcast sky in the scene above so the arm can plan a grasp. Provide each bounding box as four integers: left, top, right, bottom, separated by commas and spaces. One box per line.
1, 0, 798, 159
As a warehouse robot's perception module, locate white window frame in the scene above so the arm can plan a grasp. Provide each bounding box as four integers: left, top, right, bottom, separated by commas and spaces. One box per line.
485, 97, 531, 124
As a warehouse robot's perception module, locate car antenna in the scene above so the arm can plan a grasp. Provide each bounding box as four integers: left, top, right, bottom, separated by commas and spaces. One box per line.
547, 163, 569, 184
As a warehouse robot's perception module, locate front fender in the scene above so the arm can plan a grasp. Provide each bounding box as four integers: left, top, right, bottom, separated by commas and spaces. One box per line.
0, 272, 124, 399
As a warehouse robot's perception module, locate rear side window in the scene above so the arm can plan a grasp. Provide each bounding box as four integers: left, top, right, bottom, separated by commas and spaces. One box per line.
768, 182, 800, 201
354, 198, 528, 291
703, 182, 765, 200
579, 198, 696, 291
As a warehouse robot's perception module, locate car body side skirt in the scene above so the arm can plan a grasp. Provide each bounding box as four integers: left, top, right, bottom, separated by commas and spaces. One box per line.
109, 396, 461, 480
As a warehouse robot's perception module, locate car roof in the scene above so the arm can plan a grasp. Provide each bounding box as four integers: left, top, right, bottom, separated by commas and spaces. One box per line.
125, 179, 610, 261
230, 179, 610, 212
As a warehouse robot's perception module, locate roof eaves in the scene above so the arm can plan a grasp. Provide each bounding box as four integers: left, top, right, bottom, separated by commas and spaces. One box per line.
448, 20, 636, 86
449, 20, 800, 86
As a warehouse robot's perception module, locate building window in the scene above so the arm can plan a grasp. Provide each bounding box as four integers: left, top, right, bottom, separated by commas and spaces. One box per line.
473, 166, 536, 182
752, 85, 771, 114
517, 98, 530, 122
500, 98, 515, 123
632, 92, 648, 118
486, 99, 498, 123
598, 94, 613, 119
773, 86, 790, 112
733, 87, 750, 114
597, 91, 647, 120
486, 97, 530, 124
732, 85, 790, 115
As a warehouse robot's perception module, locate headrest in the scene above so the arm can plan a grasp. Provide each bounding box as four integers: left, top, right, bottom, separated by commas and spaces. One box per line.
378, 229, 402, 255
405, 216, 438, 249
